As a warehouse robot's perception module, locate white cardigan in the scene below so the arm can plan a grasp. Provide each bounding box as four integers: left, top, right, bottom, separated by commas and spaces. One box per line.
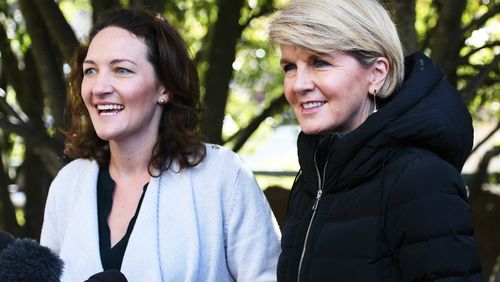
40, 144, 281, 282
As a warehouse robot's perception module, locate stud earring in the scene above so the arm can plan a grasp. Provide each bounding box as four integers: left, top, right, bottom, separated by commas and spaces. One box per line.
372, 89, 378, 114
158, 98, 167, 105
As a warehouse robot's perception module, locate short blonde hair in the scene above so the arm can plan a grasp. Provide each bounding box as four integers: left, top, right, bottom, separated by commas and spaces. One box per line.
269, 0, 404, 98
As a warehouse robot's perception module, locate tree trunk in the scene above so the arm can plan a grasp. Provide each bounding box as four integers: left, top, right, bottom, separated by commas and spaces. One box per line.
0, 149, 22, 237
18, 0, 67, 127
19, 150, 52, 240
91, 0, 121, 22
201, 0, 245, 144
469, 146, 500, 280
0, 20, 65, 176
429, 0, 467, 86
129, 0, 170, 12
384, 0, 418, 54
33, 0, 79, 62
462, 54, 500, 105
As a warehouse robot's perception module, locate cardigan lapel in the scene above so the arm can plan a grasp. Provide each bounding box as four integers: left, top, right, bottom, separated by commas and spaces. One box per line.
121, 167, 202, 281
59, 161, 103, 281
121, 172, 162, 281
157, 167, 201, 281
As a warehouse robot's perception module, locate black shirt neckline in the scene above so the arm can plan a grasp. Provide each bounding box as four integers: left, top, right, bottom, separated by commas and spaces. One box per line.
97, 166, 148, 270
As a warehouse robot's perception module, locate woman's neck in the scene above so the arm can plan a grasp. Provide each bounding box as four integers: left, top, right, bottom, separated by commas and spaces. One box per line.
107, 137, 156, 180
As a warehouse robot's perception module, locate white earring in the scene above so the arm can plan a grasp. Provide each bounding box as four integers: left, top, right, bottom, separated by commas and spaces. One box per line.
158, 98, 167, 105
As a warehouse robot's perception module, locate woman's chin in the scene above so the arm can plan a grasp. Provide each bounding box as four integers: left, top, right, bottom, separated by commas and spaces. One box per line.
300, 126, 330, 136
95, 132, 114, 142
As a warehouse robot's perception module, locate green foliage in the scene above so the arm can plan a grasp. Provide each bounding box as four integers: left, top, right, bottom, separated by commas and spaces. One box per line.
227, 16, 284, 131
0, 0, 498, 237
415, 0, 437, 49
59, 0, 92, 40
413, 0, 499, 123
461, 3, 499, 121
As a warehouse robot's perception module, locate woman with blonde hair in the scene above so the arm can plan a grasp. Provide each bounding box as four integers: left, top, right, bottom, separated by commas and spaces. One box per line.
269, 0, 482, 281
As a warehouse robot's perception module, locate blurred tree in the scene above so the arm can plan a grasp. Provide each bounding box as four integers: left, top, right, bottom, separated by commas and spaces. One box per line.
0, 0, 498, 277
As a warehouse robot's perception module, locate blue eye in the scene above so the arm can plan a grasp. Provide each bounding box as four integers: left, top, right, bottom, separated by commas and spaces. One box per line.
116, 67, 132, 75
83, 68, 96, 76
282, 63, 295, 73
313, 59, 330, 68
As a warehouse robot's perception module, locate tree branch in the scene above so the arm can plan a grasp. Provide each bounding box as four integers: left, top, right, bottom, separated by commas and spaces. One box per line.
228, 94, 288, 152
471, 122, 500, 155
91, 0, 121, 22
0, 151, 22, 236
469, 145, 500, 200
0, 97, 23, 123
386, 0, 418, 53
0, 114, 64, 175
18, 0, 67, 127
0, 114, 33, 139
0, 25, 25, 122
201, 0, 246, 144
429, 0, 467, 85
462, 3, 500, 35
460, 41, 500, 65
33, 0, 79, 62
462, 53, 500, 105
239, 0, 275, 32
129, 0, 170, 12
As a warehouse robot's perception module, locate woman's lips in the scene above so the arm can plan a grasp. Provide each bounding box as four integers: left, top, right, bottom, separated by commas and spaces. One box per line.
301, 101, 325, 109
96, 104, 125, 115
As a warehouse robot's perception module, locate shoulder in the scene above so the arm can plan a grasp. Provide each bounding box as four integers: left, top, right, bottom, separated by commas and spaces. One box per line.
49, 158, 98, 196
196, 143, 251, 176
387, 147, 468, 207
53, 158, 97, 182
59, 158, 97, 173
393, 147, 463, 186
203, 143, 243, 163
186, 143, 258, 192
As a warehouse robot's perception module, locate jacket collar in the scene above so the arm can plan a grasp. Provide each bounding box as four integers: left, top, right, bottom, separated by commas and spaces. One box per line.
295, 52, 472, 193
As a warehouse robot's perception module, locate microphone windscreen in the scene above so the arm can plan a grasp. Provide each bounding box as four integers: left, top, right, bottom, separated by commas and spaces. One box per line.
85, 269, 128, 282
0, 230, 15, 253
0, 238, 64, 282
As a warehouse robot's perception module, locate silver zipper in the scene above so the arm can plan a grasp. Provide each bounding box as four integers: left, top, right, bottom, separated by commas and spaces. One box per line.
296, 145, 328, 282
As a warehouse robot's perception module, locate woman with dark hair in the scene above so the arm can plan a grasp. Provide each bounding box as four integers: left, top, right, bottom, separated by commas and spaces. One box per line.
41, 8, 280, 281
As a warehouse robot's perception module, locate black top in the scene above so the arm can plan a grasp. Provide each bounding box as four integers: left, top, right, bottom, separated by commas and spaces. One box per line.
97, 167, 148, 270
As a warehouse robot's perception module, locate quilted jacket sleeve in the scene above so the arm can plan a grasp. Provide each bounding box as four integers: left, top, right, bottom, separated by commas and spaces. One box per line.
386, 152, 482, 281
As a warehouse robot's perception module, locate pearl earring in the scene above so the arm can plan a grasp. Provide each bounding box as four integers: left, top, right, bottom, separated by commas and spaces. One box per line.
159, 98, 167, 105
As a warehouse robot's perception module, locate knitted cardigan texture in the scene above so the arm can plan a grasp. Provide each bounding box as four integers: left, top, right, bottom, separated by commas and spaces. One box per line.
41, 144, 281, 282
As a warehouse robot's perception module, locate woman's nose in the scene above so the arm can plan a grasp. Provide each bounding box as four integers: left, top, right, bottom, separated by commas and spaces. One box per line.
292, 68, 314, 94
91, 72, 113, 96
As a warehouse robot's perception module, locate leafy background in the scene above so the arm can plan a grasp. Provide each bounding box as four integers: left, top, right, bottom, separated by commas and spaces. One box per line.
0, 0, 498, 279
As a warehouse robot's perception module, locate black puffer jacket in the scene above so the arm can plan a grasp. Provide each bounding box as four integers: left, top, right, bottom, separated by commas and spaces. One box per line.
278, 52, 482, 282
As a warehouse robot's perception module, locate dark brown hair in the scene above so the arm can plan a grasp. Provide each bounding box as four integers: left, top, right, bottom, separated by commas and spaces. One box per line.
64, 7, 206, 175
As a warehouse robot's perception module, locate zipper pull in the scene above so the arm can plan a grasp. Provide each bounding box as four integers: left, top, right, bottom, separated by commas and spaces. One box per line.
312, 189, 323, 211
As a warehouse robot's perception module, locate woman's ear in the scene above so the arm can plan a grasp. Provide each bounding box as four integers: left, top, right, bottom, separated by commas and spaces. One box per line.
158, 88, 170, 105
369, 57, 389, 93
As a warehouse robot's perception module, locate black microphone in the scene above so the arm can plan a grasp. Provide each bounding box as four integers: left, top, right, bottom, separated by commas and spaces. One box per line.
0, 231, 64, 282
85, 269, 128, 282
0, 230, 15, 251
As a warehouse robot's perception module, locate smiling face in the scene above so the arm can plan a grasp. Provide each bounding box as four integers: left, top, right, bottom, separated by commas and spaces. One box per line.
81, 26, 168, 147
280, 45, 380, 135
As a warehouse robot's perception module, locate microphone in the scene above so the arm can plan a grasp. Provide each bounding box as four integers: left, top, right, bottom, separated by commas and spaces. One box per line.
85, 269, 128, 282
0, 231, 64, 282
0, 230, 15, 251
